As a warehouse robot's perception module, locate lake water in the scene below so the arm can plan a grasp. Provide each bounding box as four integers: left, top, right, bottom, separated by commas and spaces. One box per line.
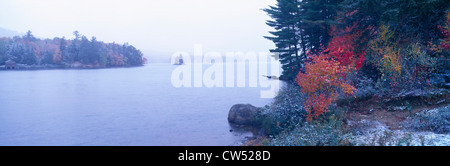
0, 63, 277, 146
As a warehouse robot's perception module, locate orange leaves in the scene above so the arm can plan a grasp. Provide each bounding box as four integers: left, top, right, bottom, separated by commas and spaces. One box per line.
381, 49, 402, 76
296, 46, 357, 122
296, 10, 367, 122
297, 53, 333, 93
340, 82, 357, 95
296, 17, 365, 122
304, 93, 337, 122
367, 24, 405, 89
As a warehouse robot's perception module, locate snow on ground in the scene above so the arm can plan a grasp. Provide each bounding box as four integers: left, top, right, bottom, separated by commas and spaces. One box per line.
349, 119, 450, 146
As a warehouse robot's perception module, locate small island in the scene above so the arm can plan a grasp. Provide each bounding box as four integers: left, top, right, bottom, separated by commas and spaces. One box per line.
173, 54, 184, 65
0, 30, 147, 70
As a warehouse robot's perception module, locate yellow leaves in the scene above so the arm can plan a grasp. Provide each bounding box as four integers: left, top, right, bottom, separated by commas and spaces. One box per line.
368, 24, 404, 85
368, 24, 395, 67
381, 49, 402, 76
340, 82, 356, 96
427, 41, 442, 54
368, 23, 438, 91
379, 24, 393, 45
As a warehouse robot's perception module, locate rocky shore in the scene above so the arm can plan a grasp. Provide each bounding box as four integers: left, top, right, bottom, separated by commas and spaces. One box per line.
228, 84, 450, 146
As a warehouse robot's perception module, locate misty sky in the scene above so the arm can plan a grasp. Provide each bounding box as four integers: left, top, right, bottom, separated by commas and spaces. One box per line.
0, 0, 276, 61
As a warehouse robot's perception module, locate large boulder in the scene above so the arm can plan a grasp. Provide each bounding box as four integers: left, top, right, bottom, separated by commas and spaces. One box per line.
228, 104, 259, 126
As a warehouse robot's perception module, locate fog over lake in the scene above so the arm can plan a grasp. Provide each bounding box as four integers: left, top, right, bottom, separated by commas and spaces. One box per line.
0, 0, 281, 146
0, 64, 280, 145
0, 0, 276, 62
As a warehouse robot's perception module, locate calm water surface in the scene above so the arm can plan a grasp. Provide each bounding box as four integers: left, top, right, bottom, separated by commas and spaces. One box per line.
0, 63, 276, 145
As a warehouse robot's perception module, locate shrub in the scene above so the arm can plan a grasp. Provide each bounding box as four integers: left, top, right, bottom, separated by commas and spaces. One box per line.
328, 23, 366, 71
367, 25, 438, 94
401, 105, 450, 134
400, 43, 437, 90
265, 108, 351, 146
296, 46, 357, 122
349, 73, 377, 99
438, 11, 450, 50
258, 83, 306, 135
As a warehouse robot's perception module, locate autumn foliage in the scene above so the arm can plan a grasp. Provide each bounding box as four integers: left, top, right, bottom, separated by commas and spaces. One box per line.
328, 23, 365, 71
295, 19, 366, 121
296, 45, 357, 122
0, 31, 145, 67
438, 12, 450, 50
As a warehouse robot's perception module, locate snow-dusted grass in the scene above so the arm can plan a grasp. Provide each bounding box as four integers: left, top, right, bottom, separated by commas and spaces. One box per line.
401, 105, 450, 134
350, 119, 450, 146
258, 83, 306, 135
267, 116, 450, 146
258, 83, 449, 146
266, 109, 351, 146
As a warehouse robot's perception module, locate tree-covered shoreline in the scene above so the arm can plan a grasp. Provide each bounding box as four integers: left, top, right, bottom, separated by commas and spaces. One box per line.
0, 30, 147, 69
264, 0, 449, 122
237, 0, 450, 146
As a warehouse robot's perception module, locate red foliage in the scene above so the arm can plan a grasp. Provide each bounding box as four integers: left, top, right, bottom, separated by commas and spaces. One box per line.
142, 57, 148, 64
438, 26, 450, 50
295, 10, 369, 122
438, 12, 450, 50
296, 46, 356, 122
328, 23, 365, 71
296, 16, 367, 122
355, 53, 365, 69
304, 93, 337, 122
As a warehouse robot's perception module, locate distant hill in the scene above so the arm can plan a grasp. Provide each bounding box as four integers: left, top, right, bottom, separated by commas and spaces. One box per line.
0, 27, 22, 38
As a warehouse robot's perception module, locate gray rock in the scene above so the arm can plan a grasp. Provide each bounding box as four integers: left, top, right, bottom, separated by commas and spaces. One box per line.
228, 104, 259, 126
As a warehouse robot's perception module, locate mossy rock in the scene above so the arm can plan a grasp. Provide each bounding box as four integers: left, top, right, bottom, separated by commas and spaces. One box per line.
228, 104, 261, 126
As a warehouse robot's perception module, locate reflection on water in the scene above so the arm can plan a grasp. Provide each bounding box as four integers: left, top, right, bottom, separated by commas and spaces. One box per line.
0, 64, 277, 145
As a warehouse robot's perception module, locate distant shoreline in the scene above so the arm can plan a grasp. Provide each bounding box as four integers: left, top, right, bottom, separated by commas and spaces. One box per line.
0, 63, 145, 71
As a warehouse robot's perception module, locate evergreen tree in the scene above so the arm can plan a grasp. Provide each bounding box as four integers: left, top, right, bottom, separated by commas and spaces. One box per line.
301, 0, 342, 50
264, 0, 342, 80
79, 36, 91, 64
88, 36, 101, 65
22, 41, 38, 65
264, 0, 303, 80
68, 31, 81, 63
41, 50, 54, 64
339, 0, 385, 51
341, 0, 449, 46
381, 0, 449, 44
123, 44, 143, 66
0, 38, 11, 65
59, 37, 67, 64
24, 30, 37, 42
0, 30, 144, 67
